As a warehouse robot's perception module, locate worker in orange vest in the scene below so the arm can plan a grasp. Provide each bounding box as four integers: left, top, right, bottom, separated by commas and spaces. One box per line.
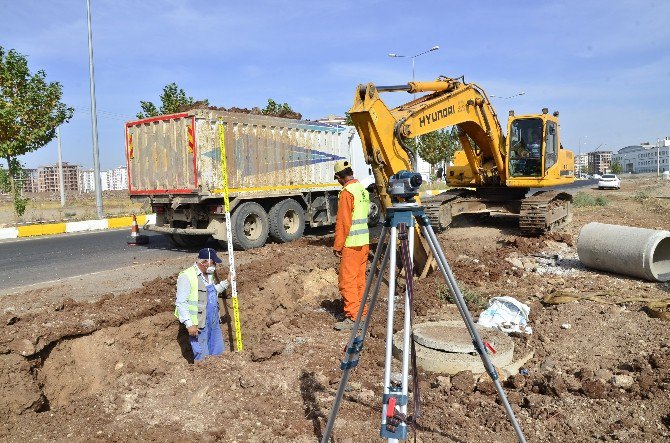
332, 160, 371, 330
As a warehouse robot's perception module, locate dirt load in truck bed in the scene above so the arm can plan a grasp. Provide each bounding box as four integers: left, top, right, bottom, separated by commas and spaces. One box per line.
1, 176, 669, 442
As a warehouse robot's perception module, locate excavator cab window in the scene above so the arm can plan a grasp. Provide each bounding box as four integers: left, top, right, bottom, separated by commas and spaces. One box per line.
544, 121, 558, 171
509, 118, 543, 177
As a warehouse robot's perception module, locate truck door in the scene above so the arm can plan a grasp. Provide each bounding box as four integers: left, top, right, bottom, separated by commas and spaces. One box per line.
126, 114, 198, 195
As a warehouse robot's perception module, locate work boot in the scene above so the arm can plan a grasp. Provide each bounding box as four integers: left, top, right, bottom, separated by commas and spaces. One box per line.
334, 317, 355, 331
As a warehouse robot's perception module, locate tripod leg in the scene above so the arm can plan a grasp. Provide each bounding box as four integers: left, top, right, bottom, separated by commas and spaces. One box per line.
400, 223, 414, 418
420, 224, 527, 443
321, 228, 390, 443
380, 226, 400, 442
351, 226, 389, 331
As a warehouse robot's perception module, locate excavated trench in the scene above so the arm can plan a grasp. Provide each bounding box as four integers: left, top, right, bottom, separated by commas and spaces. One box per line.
3, 311, 184, 417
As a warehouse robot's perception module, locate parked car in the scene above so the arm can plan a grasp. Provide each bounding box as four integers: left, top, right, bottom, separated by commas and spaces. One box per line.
592, 174, 602, 180
598, 174, 621, 189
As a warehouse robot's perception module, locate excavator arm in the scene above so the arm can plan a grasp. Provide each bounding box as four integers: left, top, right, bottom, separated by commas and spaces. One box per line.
349, 76, 574, 275
349, 77, 508, 208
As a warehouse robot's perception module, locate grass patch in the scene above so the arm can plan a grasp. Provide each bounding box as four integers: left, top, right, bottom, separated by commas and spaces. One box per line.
435, 283, 488, 311
632, 191, 650, 203
573, 192, 609, 207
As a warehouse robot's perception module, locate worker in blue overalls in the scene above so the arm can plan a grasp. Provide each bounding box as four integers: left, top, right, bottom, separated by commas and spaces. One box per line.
175, 248, 229, 361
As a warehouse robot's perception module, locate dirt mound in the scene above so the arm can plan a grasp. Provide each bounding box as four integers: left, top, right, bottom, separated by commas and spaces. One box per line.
2, 195, 670, 441
182, 101, 303, 120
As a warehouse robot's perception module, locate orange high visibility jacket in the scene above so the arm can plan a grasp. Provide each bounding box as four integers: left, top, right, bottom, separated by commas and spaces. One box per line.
333, 179, 357, 252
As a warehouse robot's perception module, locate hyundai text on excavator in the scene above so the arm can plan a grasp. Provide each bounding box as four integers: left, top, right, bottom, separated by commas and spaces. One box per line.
348, 75, 575, 274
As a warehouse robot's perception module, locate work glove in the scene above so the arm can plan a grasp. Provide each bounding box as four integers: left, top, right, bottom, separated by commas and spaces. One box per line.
214, 280, 229, 294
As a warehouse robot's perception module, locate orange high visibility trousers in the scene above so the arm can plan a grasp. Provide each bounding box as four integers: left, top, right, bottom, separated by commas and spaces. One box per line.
338, 244, 369, 320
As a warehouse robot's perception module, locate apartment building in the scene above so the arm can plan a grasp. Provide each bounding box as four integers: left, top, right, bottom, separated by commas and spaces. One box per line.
587, 151, 612, 175
35, 163, 81, 193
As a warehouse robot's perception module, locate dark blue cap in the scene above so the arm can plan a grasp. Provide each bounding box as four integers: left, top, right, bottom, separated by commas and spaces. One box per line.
198, 248, 222, 263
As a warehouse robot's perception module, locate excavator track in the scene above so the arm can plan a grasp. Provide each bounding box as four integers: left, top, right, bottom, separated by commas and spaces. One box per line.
519, 191, 572, 236
422, 189, 472, 231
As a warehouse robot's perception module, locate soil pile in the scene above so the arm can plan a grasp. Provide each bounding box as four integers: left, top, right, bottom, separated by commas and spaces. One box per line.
1, 177, 670, 441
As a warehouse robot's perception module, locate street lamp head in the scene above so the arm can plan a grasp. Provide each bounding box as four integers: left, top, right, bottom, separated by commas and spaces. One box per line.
430, 45, 440, 51
388, 53, 404, 58
518, 91, 526, 95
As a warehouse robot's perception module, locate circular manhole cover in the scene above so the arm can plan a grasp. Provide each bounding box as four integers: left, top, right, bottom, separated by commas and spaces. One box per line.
393, 321, 515, 374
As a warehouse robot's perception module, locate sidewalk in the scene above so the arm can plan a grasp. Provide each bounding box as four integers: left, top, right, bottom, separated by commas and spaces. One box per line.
0, 213, 156, 240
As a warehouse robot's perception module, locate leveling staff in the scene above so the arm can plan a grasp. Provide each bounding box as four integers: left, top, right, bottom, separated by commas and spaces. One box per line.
332, 160, 371, 331
175, 248, 229, 361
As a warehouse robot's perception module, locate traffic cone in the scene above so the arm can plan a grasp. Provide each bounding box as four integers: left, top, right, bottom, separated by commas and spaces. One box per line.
127, 214, 149, 245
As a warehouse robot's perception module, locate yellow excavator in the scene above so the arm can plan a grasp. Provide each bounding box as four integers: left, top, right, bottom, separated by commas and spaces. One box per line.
349, 75, 575, 273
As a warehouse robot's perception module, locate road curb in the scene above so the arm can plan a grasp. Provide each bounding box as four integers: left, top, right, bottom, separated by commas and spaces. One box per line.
0, 214, 156, 239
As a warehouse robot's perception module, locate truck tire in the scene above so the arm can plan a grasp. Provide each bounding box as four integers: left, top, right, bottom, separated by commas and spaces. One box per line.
368, 193, 381, 227
231, 201, 269, 250
168, 234, 187, 248
174, 234, 210, 248
269, 198, 305, 243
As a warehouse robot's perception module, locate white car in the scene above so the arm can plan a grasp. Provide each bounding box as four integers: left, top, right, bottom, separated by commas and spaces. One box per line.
598, 174, 620, 189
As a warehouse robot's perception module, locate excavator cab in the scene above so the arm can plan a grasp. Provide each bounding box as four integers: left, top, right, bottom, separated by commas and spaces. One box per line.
506, 112, 567, 186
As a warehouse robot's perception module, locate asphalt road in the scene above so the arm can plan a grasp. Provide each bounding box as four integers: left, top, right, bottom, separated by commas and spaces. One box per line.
0, 229, 190, 291
529, 178, 598, 194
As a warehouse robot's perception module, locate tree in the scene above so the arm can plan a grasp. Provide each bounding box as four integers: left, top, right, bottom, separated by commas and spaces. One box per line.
0, 46, 73, 217
611, 161, 623, 174
136, 83, 205, 119
403, 127, 460, 167
261, 98, 301, 119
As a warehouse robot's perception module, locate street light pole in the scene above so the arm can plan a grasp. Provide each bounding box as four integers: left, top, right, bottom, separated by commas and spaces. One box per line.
87, 0, 104, 219
388, 45, 440, 169
579, 135, 588, 177
656, 138, 661, 178
56, 126, 65, 207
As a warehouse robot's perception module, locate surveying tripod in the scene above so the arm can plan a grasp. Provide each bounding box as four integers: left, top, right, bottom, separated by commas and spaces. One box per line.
321, 171, 526, 443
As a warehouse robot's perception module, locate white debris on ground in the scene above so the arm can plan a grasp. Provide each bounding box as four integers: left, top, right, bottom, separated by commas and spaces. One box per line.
505, 241, 586, 276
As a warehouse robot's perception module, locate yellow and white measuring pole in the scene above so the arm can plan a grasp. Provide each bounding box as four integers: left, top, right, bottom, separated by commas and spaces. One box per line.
218, 120, 243, 351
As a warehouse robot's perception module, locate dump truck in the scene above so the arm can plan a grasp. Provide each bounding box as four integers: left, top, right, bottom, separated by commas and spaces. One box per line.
125, 110, 377, 249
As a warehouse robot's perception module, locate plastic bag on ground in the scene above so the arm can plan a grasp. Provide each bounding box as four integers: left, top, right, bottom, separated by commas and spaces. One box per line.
477, 296, 532, 334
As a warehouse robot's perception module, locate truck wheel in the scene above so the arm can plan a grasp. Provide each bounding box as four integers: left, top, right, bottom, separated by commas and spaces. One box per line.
368, 193, 381, 227
168, 234, 187, 248
269, 198, 305, 243
231, 202, 269, 250
174, 234, 210, 248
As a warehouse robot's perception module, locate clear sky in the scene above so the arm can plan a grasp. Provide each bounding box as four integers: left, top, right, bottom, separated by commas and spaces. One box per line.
1, 0, 669, 169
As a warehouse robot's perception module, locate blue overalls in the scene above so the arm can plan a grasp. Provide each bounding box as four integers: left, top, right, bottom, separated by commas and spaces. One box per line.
189, 274, 225, 361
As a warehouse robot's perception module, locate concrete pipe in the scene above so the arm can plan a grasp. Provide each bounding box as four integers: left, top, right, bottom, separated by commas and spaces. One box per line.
577, 222, 670, 282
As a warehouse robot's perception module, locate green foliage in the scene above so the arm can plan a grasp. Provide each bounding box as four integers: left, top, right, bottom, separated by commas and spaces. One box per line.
632, 190, 650, 203
136, 83, 202, 119
610, 161, 623, 174
344, 112, 354, 126
573, 192, 609, 207
262, 99, 292, 116
136, 101, 159, 119
0, 46, 72, 217
403, 127, 459, 166
13, 194, 28, 216
435, 283, 488, 311
594, 196, 609, 206
0, 168, 9, 193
